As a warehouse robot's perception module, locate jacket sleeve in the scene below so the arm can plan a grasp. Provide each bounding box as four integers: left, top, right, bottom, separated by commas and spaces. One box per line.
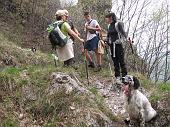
118, 22, 127, 38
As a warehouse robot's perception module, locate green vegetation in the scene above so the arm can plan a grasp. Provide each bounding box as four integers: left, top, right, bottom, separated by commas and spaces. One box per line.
0, 1, 169, 125
1, 118, 19, 127
0, 32, 169, 126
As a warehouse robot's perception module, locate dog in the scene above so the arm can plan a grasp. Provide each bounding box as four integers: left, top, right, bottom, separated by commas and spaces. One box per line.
122, 75, 157, 127
31, 47, 36, 53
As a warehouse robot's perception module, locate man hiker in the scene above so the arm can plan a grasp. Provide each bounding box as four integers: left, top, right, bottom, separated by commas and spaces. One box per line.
83, 11, 102, 71
105, 12, 128, 84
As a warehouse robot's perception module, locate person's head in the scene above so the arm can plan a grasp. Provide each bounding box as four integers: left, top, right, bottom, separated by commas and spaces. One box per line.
55, 10, 68, 21
105, 12, 117, 24
83, 11, 91, 21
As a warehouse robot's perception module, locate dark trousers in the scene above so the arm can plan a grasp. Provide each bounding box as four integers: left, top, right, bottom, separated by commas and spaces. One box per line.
64, 58, 74, 66
110, 44, 127, 77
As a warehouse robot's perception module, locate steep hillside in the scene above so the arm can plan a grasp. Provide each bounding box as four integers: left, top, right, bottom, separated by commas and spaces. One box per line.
0, 1, 169, 127
0, 30, 123, 127
0, 0, 61, 50
0, 34, 169, 126
0, 33, 53, 68
0, 63, 169, 127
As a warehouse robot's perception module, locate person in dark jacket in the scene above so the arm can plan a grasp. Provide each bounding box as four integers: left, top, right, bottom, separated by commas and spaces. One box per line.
105, 12, 127, 84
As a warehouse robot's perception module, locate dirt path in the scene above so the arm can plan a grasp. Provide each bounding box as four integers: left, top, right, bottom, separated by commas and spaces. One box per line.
89, 76, 127, 126
88, 75, 170, 127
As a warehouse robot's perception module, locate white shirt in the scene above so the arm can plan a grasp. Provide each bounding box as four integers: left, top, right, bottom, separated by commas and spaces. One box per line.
85, 19, 99, 41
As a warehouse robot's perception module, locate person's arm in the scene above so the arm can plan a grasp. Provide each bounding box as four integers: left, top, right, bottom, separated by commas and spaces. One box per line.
86, 25, 101, 31
86, 20, 101, 31
73, 27, 80, 36
64, 22, 84, 42
67, 28, 84, 42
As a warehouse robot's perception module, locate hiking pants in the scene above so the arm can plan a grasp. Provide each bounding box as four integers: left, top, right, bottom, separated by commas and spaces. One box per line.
64, 58, 74, 66
110, 44, 127, 77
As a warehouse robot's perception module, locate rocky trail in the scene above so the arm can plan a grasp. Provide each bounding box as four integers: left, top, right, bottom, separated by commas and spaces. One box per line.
1, 71, 170, 127
90, 78, 127, 118
88, 75, 170, 127
88, 76, 128, 127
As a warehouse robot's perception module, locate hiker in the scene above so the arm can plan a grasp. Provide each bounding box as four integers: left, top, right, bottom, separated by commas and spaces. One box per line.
83, 11, 102, 71
63, 9, 80, 41
105, 12, 128, 83
55, 10, 84, 66
97, 33, 105, 66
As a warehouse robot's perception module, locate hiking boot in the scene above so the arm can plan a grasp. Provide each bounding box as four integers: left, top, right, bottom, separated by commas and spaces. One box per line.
88, 62, 95, 68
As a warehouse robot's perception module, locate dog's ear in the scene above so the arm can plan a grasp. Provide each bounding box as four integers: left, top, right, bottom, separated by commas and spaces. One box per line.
133, 76, 140, 89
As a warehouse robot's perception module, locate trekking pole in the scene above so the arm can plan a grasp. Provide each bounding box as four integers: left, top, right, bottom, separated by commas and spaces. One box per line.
128, 37, 134, 54
82, 42, 90, 86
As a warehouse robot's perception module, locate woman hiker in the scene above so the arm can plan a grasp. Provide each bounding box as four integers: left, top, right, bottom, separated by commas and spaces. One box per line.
105, 12, 128, 84
55, 10, 84, 66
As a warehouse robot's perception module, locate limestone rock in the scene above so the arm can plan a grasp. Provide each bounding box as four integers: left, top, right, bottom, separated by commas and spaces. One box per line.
48, 73, 89, 95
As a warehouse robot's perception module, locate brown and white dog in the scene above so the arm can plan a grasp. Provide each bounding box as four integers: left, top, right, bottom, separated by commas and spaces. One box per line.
122, 75, 157, 127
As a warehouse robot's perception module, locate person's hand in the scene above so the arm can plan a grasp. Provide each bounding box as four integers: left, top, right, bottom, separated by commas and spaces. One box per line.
79, 38, 84, 43
86, 24, 91, 30
101, 40, 106, 47
128, 37, 134, 44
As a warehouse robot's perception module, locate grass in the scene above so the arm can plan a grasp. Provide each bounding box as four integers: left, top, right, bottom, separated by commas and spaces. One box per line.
89, 87, 98, 95
0, 62, 117, 126
0, 32, 54, 68
0, 31, 169, 126
158, 83, 170, 92
0, 62, 169, 125
0, 118, 19, 127
2, 67, 23, 75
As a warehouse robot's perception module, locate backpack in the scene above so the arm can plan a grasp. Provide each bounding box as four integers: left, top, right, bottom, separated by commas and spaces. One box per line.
114, 21, 127, 44
47, 21, 68, 49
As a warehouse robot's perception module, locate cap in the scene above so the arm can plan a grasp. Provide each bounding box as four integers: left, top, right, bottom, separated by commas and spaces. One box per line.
63, 9, 69, 16
55, 10, 66, 16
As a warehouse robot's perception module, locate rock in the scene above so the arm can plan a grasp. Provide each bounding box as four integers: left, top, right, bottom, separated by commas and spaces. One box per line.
94, 81, 104, 89
20, 70, 28, 78
48, 73, 89, 95
19, 113, 24, 120
70, 106, 76, 110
